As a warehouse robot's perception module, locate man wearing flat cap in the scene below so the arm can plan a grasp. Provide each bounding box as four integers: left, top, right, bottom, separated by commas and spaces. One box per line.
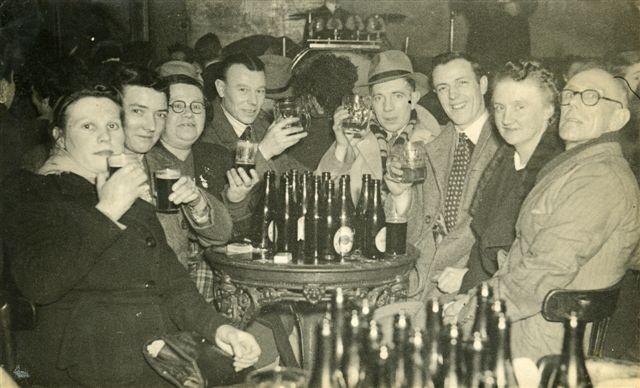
317, 50, 440, 199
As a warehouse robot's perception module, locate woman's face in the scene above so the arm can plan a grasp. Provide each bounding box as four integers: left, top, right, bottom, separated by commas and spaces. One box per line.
493, 78, 554, 150
162, 83, 206, 150
60, 97, 124, 174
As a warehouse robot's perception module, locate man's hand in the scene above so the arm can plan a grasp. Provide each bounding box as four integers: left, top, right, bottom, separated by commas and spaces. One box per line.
96, 164, 149, 222
435, 266, 469, 294
214, 325, 261, 371
332, 106, 363, 162
258, 117, 307, 161
225, 168, 260, 203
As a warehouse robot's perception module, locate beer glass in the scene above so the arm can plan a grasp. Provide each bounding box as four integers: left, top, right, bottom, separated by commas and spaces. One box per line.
107, 153, 138, 176
235, 140, 258, 173
275, 97, 309, 131
246, 367, 308, 388
341, 94, 372, 139
386, 141, 428, 183
154, 168, 181, 213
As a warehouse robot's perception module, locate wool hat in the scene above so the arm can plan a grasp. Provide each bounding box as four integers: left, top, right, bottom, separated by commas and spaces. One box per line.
360, 50, 429, 97
259, 54, 293, 99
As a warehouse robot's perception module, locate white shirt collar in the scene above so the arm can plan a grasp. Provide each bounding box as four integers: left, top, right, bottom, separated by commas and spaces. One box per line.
456, 111, 488, 145
221, 103, 251, 138
513, 151, 527, 171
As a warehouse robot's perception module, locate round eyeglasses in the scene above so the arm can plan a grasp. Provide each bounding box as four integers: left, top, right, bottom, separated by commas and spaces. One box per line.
169, 100, 205, 114
560, 89, 623, 108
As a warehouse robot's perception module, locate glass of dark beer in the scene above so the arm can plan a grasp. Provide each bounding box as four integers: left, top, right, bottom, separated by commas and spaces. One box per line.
154, 168, 181, 213
386, 215, 407, 256
107, 153, 138, 176
386, 141, 427, 184
341, 94, 372, 139
235, 140, 257, 173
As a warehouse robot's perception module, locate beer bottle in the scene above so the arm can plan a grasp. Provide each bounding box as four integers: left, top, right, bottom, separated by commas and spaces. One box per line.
342, 310, 363, 388
408, 330, 427, 388
442, 323, 466, 388
355, 174, 372, 253
468, 332, 487, 388
334, 175, 356, 261
296, 171, 312, 263
375, 345, 392, 388
492, 313, 516, 388
308, 319, 346, 388
276, 173, 296, 254
255, 170, 277, 253
320, 178, 337, 261
365, 179, 386, 260
425, 297, 443, 382
359, 298, 372, 330
472, 282, 493, 345
289, 169, 300, 205
332, 288, 346, 367
361, 319, 382, 388
547, 312, 592, 388
390, 313, 411, 388
304, 175, 322, 263
321, 171, 332, 190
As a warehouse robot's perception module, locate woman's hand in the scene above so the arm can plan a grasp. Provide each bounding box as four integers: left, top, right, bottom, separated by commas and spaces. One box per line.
95, 164, 149, 223
225, 168, 260, 203
214, 325, 261, 371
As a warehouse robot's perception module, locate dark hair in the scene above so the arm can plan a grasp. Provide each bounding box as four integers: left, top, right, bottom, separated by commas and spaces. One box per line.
194, 33, 222, 64
492, 60, 560, 125
431, 51, 485, 87
52, 86, 122, 131
219, 52, 265, 81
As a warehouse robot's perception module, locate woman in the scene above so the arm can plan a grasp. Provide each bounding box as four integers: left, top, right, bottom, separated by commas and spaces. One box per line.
0, 86, 260, 386
436, 60, 564, 294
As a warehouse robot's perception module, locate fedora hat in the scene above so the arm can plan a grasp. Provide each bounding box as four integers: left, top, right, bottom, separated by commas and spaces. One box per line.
361, 50, 429, 97
259, 54, 293, 99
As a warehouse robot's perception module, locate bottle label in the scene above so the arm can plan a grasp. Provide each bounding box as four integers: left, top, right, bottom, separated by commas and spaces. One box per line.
297, 217, 305, 241
268, 220, 275, 242
333, 226, 354, 254
375, 227, 386, 252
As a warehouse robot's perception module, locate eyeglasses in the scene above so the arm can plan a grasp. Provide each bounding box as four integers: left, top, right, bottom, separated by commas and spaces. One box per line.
169, 100, 205, 114
560, 89, 624, 108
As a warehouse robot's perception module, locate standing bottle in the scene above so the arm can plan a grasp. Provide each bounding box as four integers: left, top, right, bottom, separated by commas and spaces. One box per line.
468, 332, 486, 388
342, 310, 363, 388
308, 319, 346, 388
472, 283, 493, 345
304, 175, 322, 263
296, 171, 312, 263
408, 330, 427, 388
354, 174, 372, 253
320, 178, 337, 261
425, 297, 443, 383
365, 179, 386, 260
441, 323, 466, 388
334, 175, 356, 261
276, 173, 296, 253
545, 312, 592, 388
332, 288, 346, 369
375, 345, 392, 388
255, 170, 277, 252
390, 313, 411, 388
492, 313, 516, 388
289, 169, 300, 205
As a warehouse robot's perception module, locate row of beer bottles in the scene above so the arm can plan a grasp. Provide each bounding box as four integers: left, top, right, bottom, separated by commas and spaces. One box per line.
253, 170, 388, 262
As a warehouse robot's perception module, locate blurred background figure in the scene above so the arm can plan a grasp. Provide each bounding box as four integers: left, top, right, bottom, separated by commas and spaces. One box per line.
258, 54, 293, 121
195, 32, 223, 101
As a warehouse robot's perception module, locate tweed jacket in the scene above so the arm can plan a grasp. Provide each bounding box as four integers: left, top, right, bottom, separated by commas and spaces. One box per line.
406, 117, 500, 301
482, 139, 640, 361
1, 171, 230, 386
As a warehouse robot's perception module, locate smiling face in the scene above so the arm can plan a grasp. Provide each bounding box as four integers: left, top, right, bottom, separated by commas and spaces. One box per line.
216, 64, 266, 125
162, 83, 206, 150
122, 85, 168, 154
433, 58, 488, 129
58, 97, 124, 174
493, 78, 554, 151
371, 78, 420, 134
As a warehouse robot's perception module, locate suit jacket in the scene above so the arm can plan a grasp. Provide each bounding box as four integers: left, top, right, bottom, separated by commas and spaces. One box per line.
405, 117, 500, 300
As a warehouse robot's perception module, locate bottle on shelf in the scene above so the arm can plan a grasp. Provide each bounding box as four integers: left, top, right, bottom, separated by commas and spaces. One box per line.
276, 173, 296, 254
354, 174, 372, 254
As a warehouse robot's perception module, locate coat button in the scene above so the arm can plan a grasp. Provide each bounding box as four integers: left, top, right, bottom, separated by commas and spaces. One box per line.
144, 280, 156, 289
146, 237, 156, 247
425, 215, 432, 224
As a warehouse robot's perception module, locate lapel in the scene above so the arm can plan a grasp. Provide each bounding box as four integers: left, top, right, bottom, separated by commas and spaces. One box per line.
426, 122, 456, 199
209, 102, 241, 151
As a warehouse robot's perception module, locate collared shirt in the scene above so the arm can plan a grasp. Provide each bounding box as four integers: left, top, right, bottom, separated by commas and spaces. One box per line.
513, 151, 527, 171
220, 103, 251, 138
455, 110, 489, 145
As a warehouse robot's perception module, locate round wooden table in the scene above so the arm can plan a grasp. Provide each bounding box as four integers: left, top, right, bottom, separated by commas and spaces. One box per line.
205, 245, 418, 368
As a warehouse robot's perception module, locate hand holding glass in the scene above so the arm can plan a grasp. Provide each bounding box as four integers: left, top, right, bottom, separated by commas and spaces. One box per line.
386, 141, 428, 183
275, 98, 307, 130
341, 94, 372, 139
235, 140, 258, 172
154, 168, 181, 213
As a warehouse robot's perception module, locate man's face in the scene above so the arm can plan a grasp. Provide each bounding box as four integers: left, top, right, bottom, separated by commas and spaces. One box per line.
559, 69, 628, 148
433, 58, 487, 129
122, 85, 168, 154
162, 83, 206, 150
371, 78, 419, 134
624, 62, 640, 95
216, 64, 266, 125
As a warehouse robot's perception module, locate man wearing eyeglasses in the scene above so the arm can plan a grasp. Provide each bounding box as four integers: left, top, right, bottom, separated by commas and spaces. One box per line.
446, 67, 640, 361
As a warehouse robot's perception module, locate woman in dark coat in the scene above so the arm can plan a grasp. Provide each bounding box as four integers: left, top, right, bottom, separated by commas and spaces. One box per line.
1, 87, 260, 386
435, 60, 564, 294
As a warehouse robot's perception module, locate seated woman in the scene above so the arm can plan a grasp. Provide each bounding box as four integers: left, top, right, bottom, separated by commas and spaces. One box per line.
436, 60, 564, 295
0, 86, 260, 386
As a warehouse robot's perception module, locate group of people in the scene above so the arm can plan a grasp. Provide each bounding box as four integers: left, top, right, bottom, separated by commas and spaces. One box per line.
0, 4, 640, 386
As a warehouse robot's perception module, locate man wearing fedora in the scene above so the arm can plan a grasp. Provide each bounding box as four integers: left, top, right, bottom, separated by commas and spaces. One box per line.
388, 51, 500, 301
317, 50, 440, 199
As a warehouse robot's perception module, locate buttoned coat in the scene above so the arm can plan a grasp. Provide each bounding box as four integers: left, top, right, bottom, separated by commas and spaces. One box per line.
406, 118, 500, 300
1, 171, 230, 386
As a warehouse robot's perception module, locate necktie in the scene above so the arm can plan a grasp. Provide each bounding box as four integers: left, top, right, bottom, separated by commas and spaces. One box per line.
240, 126, 252, 141
443, 132, 474, 232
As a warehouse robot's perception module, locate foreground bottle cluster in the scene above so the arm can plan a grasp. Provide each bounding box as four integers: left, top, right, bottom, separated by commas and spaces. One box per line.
253, 170, 401, 263
307, 284, 520, 388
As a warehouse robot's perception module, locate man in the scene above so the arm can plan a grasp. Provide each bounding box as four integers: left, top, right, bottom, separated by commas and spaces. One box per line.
450, 67, 640, 361
389, 52, 499, 301
194, 32, 224, 101
199, 52, 307, 175
317, 50, 440, 199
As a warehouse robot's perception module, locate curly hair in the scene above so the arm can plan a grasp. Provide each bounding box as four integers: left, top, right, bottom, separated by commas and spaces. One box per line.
492, 60, 560, 125
291, 53, 358, 115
